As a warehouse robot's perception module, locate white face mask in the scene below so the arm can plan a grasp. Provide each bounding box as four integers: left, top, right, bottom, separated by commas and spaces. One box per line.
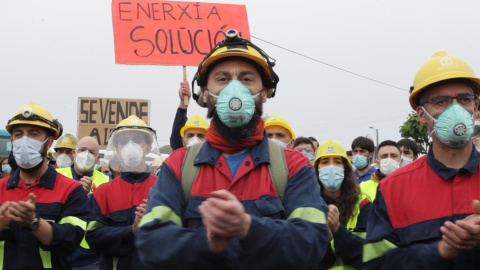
186, 136, 202, 147
75, 151, 96, 171
400, 155, 413, 167
121, 141, 145, 168
56, 153, 73, 168
13, 136, 47, 169
379, 158, 400, 175
271, 138, 291, 148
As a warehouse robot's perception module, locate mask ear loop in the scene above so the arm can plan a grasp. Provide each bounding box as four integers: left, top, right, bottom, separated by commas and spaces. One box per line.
421, 106, 438, 137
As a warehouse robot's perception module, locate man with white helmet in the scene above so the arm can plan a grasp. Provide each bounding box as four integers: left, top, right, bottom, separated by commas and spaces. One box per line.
0, 102, 88, 269
364, 51, 480, 269
54, 133, 78, 168
136, 30, 329, 269
85, 115, 158, 270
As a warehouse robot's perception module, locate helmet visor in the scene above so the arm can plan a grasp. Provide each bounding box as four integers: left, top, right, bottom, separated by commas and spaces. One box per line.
104, 128, 160, 173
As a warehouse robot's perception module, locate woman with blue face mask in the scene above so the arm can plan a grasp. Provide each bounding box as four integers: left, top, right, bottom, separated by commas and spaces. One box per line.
313, 139, 372, 270
1, 156, 13, 178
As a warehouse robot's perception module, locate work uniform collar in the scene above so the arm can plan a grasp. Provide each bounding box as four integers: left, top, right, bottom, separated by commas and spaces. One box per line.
354, 166, 376, 177
120, 167, 151, 184
71, 165, 93, 180
427, 142, 480, 180
7, 165, 57, 190
193, 130, 270, 167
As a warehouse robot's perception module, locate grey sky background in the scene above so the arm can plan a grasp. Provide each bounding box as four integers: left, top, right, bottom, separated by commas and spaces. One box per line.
1, 0, 479, 150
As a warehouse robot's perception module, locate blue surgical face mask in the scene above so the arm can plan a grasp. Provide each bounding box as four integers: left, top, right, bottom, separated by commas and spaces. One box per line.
301, 150, 315, 163
423, 103, 474, 148
271, 138, 290, 148
13, 136, 47, 169
208, 80, 261, 128
352, 154, 368, 170
2, 164, 12, 173
400, 155, 413, 167
318, 165, 345, 192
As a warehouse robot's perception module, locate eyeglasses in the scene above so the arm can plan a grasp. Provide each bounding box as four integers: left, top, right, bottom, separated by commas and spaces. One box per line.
117, 135, 144, 146
424, 94, 477, 108
76, 147, 97, 156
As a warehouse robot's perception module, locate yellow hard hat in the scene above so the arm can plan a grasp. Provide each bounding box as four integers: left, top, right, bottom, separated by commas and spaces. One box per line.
46, 149, 55, 161
409, 51, 480, 109
111, 115, 155, 145
180, 115, 209, 137
151, 157, 164, 167
312, 139, 351, 167
192, 29, 279, 107
264, 114, 295, 140
54, 134, 78, 151
6, 102, 63, 139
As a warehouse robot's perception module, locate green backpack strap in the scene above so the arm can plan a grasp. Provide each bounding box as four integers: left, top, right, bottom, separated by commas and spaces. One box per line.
267, 139, 289, 202
180, 140, 289, 204
180, 141, 205, 204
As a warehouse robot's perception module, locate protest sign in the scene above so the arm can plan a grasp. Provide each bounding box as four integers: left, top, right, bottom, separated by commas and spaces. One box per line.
112, 0, 250, 66
77, 97, 150, 149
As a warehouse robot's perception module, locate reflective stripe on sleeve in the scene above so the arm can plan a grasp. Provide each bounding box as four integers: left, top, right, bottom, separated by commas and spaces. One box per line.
0, 240, 4, 269
287, 207, 327, 224
86, 221, 106, 231
353, 231, 367, 239
139, 205, 182, 227
39, 248, 52, 268
113, 257, 119, 270
58, 216, 86, 230
363, 238, 398, 263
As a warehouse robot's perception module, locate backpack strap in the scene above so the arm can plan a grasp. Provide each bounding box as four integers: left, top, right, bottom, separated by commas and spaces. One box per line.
267, 139, 289, 202
180, 140, 289, 204
180, 141, 205, 204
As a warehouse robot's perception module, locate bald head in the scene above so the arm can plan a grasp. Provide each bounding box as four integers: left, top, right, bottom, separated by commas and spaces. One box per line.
77, 136, 100, 154
73, 136, 100, 173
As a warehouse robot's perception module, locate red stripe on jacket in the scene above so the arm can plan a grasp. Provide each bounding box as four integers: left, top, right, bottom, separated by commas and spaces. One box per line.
93, 175, 157, 215
379, 156, 480, 229
165, 147, 311, 201
0, 174, 82, 204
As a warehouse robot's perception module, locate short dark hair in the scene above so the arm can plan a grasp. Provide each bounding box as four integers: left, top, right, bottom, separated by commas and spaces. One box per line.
293, 137, 314, 149
351, 136, 374, 153
308, 136, 318, 144
377, 140, 401, 155
397, 138, 419, 157
346, 150, 352, 156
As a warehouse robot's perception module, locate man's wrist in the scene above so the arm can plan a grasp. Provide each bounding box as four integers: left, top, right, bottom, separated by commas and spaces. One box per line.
238, 213, 251, 240
438, 239, 459, 259
24, 213, 40, 231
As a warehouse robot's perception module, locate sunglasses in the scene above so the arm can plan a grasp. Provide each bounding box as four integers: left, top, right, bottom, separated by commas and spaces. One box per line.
117, 135, 144, 146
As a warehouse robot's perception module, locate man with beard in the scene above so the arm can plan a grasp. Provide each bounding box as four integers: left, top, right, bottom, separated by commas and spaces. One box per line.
0, 102, 89, 269
135, 30, 330, 269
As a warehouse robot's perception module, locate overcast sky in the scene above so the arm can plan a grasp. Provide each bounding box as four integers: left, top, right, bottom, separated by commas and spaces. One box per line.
1, 0, 480, 151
